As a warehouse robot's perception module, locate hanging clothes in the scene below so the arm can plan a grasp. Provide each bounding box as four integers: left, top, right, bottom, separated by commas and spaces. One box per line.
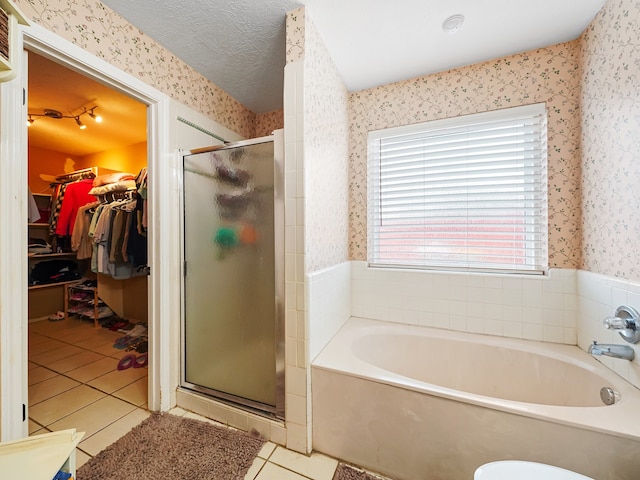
86, 194, 145, 279
55, 178, 96, 236
49, 169, 96, 236
136, 167, 148, 229
49, 183, 68, 236
27, 188, 41, 223
71, 201, 100, 260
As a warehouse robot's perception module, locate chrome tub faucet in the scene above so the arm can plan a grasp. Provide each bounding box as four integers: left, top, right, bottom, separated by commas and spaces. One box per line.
603, 305, 640, 343
588, 341, 635, 361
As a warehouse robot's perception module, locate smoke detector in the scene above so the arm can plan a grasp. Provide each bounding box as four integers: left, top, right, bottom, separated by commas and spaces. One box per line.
442, 14, 464, 34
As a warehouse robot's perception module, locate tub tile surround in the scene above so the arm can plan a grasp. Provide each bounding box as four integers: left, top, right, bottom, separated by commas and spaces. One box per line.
310, 265, 640, 480
577, 270, 640, 389
308, 264, 352, 361
351, 262, 578, 346
344, 262, 640, 391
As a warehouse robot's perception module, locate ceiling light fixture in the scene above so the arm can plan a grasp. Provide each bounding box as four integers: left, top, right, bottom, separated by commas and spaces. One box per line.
27, 105, 102, 130
442, 14, 464, 34
86, 106, 103, 123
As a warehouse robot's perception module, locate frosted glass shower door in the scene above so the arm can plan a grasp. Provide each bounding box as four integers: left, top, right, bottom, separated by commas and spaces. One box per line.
182, 138, 281, 413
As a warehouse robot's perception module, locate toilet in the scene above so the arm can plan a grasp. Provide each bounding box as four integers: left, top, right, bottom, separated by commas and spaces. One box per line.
474, 461, 594, 480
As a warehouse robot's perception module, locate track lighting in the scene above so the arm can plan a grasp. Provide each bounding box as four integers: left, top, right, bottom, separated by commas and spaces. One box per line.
26, 105, 103, 130
87, 106, 102, 123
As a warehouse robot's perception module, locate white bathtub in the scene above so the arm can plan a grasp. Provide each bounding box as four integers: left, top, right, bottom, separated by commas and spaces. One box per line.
312, 317, 640, 480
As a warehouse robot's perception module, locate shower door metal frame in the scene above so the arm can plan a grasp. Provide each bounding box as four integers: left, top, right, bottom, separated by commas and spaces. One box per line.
179, 133, 285, 420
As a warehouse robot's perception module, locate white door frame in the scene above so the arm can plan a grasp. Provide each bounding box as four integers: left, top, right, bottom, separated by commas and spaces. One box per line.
0, 22, 175, 439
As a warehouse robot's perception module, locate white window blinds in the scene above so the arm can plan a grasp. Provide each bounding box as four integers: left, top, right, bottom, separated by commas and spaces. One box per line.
368, 103, 548, 274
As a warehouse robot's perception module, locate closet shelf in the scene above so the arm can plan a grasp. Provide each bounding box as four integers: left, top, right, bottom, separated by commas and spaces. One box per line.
28, 252, 75, 258
65, 282, 113, 327
28, 280, 80, 291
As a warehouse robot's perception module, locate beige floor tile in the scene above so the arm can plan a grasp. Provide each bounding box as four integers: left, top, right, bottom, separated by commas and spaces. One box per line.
29, 375, 80, 406
79, 408, 150, 456
28, 338, 68, 356
258, 442, 277, 460
87, 366, 148, 394
48, 396, 137, 439
183, 411, 228, 429
112, 377, 148, 406
30, 318, 77, 337
47, 350, 106, 373
28, 332, 51, 347
28, 366, 58, 386
92, 341, 124, 358
74, 332, 121, 350
168, 407, 187, 416
245, 457, 266, 480
28, 419, 44, 434
76, 448, 92, 468
29, 320, 62, 335
65, 356, 119, 383
269, 447, 339, 480
29, 385, 106, 426
255, 462, 310, 480
55, 325, 103, 344
30, 344, 85, 366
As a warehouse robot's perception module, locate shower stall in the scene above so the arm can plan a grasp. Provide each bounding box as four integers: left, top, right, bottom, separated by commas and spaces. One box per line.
181, 133, 284, 418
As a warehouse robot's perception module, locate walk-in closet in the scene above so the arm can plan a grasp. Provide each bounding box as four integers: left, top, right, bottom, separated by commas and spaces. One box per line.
27, 50, 151, 437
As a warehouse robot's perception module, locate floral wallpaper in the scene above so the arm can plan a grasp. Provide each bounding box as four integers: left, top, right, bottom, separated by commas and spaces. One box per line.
349, 42, 583, 269
16, 0, 257, 138
581, 0, 640, 280
255, 109, 284, 137
285, 7, 304, 64
302, 13, 350, 273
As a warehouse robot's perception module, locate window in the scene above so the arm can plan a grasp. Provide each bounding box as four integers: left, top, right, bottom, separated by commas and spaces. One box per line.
368, 103, 548, 274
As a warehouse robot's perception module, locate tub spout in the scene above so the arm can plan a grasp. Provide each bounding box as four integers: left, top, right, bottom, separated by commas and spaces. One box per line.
588, 341, 635, 361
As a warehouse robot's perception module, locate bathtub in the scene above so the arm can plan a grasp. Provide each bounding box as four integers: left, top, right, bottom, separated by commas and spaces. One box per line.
312, 317, 640, 480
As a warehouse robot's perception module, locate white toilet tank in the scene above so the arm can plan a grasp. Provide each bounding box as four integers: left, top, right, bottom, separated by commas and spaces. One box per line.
474, 461, 594, 480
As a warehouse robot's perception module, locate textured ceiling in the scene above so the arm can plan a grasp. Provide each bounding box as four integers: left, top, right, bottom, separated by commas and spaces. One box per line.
101, 0, 303, 114
100, 0, 606, 115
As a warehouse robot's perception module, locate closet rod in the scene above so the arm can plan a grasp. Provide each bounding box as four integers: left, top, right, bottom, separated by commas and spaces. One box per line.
54, 167, 97, 182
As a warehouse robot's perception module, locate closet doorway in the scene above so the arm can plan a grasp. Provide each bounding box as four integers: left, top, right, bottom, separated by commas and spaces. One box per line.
26, 50, 151, 435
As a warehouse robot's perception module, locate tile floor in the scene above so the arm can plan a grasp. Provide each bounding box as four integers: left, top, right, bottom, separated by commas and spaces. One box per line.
28, 315, 149, 467
28, 316, 361, 480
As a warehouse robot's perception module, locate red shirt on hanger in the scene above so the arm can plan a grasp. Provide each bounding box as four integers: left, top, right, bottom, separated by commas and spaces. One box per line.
55, 178, 97, 236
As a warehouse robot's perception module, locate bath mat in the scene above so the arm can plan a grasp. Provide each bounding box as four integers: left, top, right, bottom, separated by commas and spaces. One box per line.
333, 463, 393, 480
77, 413, 265, 480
